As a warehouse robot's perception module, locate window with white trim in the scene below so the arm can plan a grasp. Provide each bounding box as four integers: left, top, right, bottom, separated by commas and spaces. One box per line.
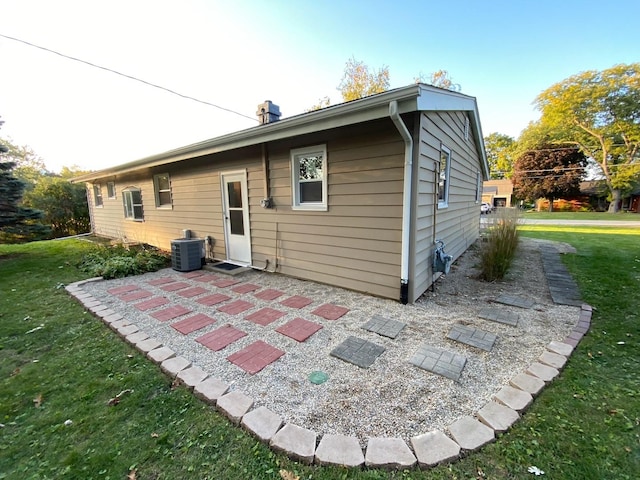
438, 146, 451, 208
476, 171, 482, 203
107, 181, 116, 199
153, 173, 172, 208
291, 144, 327, 210
93, 184, 103, 207
122, 187, 144, 221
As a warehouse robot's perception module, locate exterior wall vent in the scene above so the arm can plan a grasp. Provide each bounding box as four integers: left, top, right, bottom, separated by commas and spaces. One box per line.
256, 100, 281, 125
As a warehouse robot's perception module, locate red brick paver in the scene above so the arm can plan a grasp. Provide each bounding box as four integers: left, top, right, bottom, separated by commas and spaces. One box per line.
160, 281, 191, 292
245, 307, 286, 326
280, 295, 313, 309
134, 296, 170, 311
227, 340, 285, 374
218, 300, 254, 315
151, 305, 192, 322
276, 318, 323, 342
120, 290, 153, 302
212, 278, 242, 288
182, 270, 206, 279
193, 274, 220, 283
231, 283, 261, 294
177, 286, 208, 298
196, 325, 246, 351
108, 285, 139, 295
171, 313, 216, 335
254, 288, 285, 301
197, 293, 231, 306
312, 303, 350, 320
147, 277, 175, 286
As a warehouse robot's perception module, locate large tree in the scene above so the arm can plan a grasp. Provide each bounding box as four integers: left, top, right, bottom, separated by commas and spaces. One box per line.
512, 145, 587, 211
533, 63, 640, 212
484, 133, 517, 179
337, 57, 390, 102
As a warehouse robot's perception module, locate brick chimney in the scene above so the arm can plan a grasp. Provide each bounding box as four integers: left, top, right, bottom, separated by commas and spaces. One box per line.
256, 100, 281, 125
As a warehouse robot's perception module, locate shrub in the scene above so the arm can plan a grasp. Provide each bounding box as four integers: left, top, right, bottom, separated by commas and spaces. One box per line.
479, 208, 519, 281
77, 243, 170, 279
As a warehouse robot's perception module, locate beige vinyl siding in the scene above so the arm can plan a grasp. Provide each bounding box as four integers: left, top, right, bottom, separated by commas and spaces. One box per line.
251, 120, 405, 299
411, 110, 482, 302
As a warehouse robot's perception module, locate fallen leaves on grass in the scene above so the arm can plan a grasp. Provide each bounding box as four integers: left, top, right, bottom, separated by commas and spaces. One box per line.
33, 393, 43, 408
107, 389, 134, 406
127, 468, 137, 479
528, 466, 545, 475
279, 470, 300, 480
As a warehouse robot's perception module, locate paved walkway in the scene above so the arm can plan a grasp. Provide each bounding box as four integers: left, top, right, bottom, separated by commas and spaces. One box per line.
65, 245, 591, 469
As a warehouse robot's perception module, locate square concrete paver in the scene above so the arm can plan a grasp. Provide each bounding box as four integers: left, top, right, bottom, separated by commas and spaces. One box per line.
447, 324, 497, 351
120, 290, 153, 302
171, 313, 216, 334
362, 315, 406, 339
196, 293, 231, 306
494, 294, 535, 309
107, 285, 139, 295
331, 336, 385, 368
218, 300, 254, 315
232, 283, 261, 294
133, 296, 170, 311
280, 295, 313, 309
160, 281, 191, 292
254, 288, 285, 301
147, 277, 175, 286
177, 286, 208, 298
212, 278, 242, 288
276, 318, 323, 342
227, 340, 285, 374
245, 307, 286, 326
151, 305, 192, 322
196, 325, 247, 351
410, 345, 467, 381
477, 307, 519, 327
312, 304, 349, 321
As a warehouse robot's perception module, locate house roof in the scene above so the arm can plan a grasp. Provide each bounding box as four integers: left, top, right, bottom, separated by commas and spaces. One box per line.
74, 83, 489, 182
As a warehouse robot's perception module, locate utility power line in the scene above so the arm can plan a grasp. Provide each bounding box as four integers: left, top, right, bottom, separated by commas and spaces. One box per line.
0, 33, 259, 123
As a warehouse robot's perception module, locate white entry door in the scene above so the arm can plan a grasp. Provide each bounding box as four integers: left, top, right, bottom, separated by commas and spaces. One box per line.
221, 171, 252, 265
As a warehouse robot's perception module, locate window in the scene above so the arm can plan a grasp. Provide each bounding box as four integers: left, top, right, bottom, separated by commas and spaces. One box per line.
291, 144, 327, 210
153, 173, 172, 208
438, 146, 451, 208
122, 188, 144, 221
107, 181, 116, 199
93, 184, 103, 207
476, 171, 482, 203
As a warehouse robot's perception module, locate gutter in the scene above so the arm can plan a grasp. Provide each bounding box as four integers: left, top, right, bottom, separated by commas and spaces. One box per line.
389, 100, 413, 305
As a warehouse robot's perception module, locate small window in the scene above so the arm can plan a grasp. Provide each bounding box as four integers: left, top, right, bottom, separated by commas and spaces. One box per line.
476, 171, 482, 203
122, 188, 144, 221
107, 182, 116, 199
153, 173, 172, 208
291, 144, 327, 211
93, 184, 103, 207
438, 146, 451, 208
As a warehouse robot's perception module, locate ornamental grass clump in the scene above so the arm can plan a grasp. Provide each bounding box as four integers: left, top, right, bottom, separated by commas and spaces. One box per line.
479, 208, 519, 281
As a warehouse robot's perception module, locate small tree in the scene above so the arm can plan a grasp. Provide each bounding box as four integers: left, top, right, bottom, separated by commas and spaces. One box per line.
512, 145, 586, 211
485, 133, 517, 179
338, 57, 390, 102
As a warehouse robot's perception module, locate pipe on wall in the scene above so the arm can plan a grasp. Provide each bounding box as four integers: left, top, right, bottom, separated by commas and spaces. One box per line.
389, 101, 413, 305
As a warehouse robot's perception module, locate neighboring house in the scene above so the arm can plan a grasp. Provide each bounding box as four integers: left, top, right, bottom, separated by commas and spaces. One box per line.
482, 179, 514, 208
74, 84, 488, 303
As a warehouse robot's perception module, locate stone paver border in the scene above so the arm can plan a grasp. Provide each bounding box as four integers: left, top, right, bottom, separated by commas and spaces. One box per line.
65, 245, 592, 470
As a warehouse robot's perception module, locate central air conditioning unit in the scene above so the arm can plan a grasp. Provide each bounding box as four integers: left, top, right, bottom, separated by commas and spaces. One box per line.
171, 238, 204, 272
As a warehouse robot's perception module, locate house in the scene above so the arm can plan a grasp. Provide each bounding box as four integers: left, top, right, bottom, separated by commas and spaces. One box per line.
74, 84, 488, 303
482, 179, 514, 208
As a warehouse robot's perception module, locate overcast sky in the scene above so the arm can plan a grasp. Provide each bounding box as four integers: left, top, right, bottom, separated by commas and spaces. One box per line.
1, 0, 638, 173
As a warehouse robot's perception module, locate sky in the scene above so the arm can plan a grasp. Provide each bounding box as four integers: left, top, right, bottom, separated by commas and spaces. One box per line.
1, 0, 638, 173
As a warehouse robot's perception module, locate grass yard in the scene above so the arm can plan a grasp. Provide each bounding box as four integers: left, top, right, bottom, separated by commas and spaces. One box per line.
521, 211, 640, 221
1, 230, 639, 479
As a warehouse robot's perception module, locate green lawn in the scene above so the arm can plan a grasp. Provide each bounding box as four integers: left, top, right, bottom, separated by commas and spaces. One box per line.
521, 211, 640, 221
1, 232, 639, 479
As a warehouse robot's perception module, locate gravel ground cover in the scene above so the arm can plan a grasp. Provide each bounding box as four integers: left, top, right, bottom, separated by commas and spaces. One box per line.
81, 238, 579, 446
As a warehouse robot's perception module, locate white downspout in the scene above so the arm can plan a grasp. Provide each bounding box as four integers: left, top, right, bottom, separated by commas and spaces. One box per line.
389, 101, 413, 304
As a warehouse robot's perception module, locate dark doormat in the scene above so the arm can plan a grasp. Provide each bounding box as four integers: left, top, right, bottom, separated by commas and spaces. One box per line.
211, 262, 242, 271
